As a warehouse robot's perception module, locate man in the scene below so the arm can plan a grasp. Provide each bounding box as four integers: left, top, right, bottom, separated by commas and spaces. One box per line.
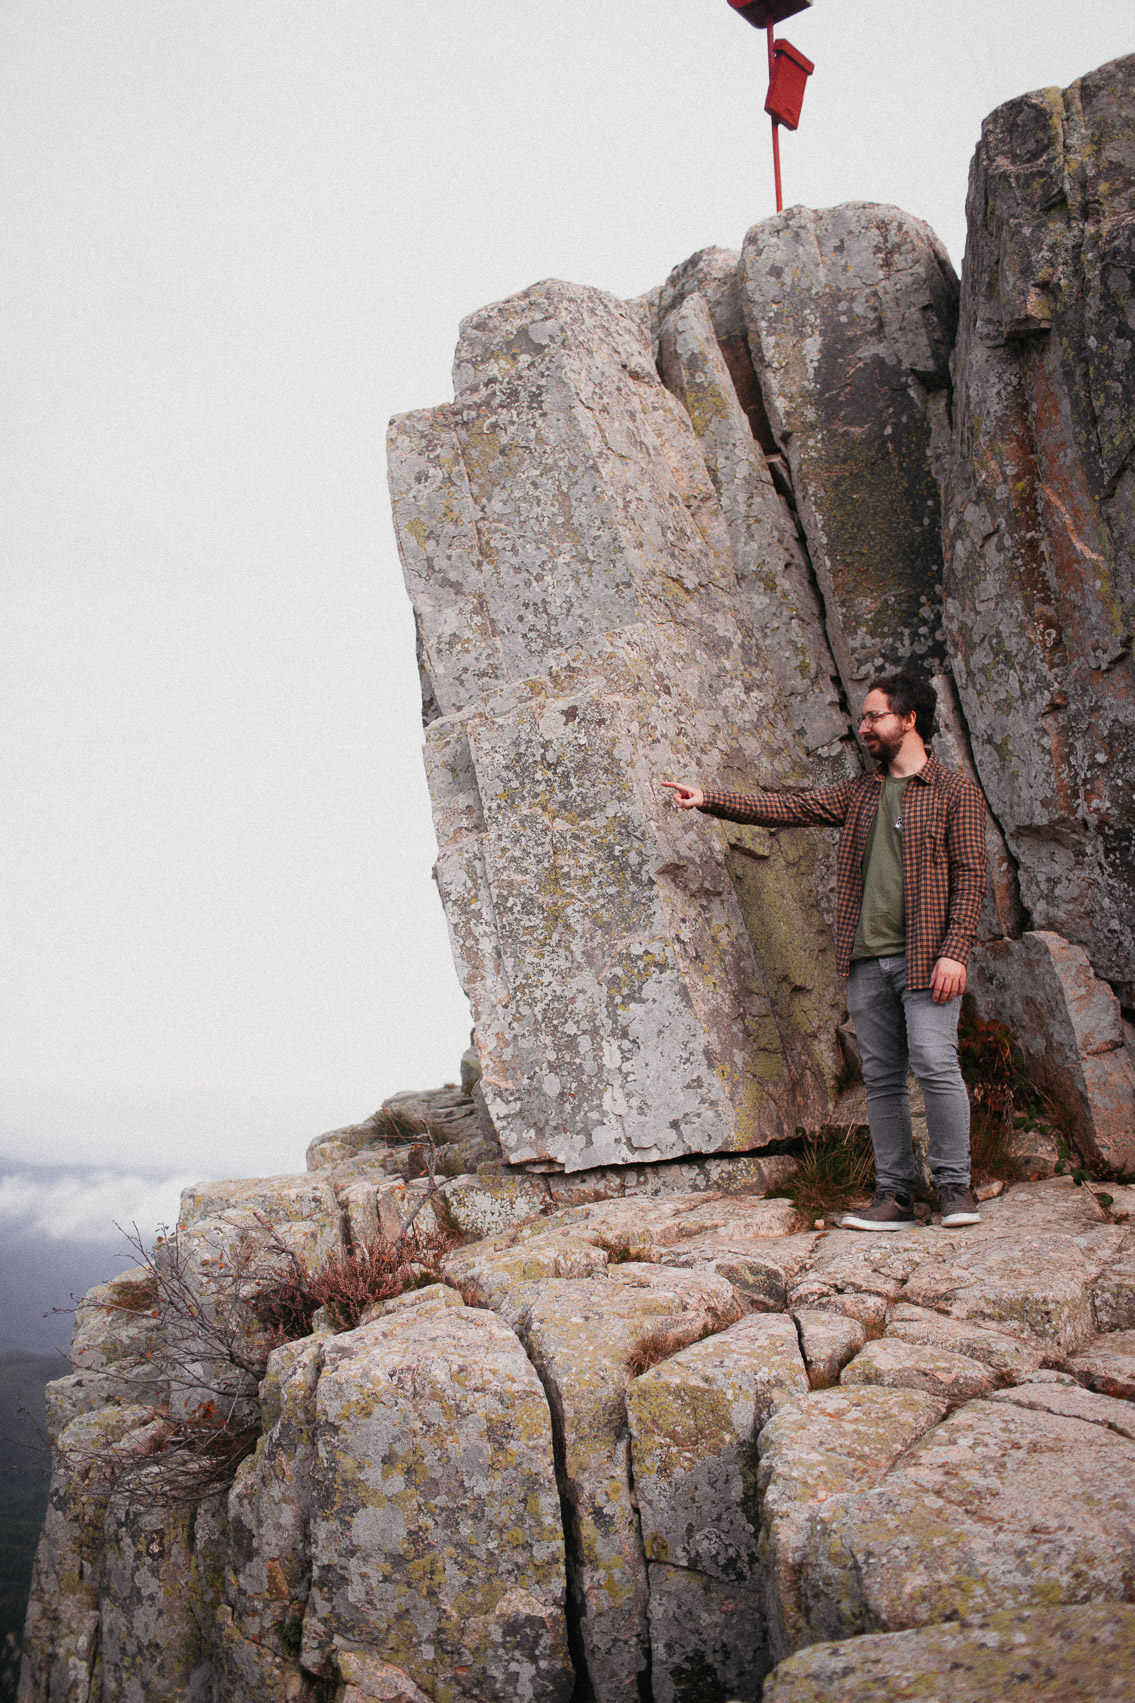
662, 669, 987, 1230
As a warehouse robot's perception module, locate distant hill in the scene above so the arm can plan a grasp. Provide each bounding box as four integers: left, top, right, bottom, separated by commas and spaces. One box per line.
0, 1350, 56, 1703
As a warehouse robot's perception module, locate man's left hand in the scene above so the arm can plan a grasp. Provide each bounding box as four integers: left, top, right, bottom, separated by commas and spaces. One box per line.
930, 956, 966, 1004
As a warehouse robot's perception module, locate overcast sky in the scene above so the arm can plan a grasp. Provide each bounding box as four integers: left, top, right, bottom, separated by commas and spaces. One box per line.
1, 1, 1130, 1242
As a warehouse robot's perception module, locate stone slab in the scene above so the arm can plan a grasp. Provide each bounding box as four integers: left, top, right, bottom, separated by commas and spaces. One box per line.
801, 1396, 1135, 1643
792, 1310, 866, 1388
627, 1313, 807, 1583
762, 1603, 1135, 1703
840, 1337, 997, 1401
756, 1386, 947, 1661
1068, 1328, 1135, 1400
302, 1305, 571, 1703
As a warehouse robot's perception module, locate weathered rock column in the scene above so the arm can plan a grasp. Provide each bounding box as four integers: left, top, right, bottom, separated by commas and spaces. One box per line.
943, 55, 1135, 1003
389, 280, 847, 1171
738, 203, 960, 701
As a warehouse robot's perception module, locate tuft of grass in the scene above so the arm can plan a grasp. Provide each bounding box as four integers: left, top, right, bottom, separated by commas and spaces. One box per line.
770, 1125, 875, 1224
626, 1320, 708, 1379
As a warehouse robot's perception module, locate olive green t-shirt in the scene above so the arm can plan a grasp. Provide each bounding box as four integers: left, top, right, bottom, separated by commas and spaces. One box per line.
851, 774, 909, 961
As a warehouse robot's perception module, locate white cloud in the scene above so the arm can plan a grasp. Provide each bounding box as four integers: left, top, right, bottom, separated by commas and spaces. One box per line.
0, 1169, 200, 1245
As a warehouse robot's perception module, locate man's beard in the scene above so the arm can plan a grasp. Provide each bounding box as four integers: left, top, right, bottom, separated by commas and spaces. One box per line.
865, 726, 905, 770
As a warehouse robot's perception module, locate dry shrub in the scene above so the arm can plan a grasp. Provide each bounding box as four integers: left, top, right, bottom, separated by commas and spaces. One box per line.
256, 1222, 457, 1343
61, 1207, 457, 1510
589, 1232, 660, 1267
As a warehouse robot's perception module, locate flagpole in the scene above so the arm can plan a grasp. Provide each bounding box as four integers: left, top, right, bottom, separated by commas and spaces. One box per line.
768, 25, 783, 212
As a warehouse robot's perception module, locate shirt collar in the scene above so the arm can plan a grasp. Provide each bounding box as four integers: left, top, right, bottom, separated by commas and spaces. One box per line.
870, 750, 939, 786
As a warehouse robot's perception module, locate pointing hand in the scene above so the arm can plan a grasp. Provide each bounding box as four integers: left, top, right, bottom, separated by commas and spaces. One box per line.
660, 781, 705, 810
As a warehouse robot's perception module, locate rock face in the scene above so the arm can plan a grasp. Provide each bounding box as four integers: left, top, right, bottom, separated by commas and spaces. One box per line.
739, 203, 958, 699
943, 54, 1135, 1005
389, 279, 849, 1171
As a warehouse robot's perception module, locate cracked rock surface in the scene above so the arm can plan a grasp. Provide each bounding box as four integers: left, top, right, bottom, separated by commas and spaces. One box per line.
21, 1171, 1135, 1703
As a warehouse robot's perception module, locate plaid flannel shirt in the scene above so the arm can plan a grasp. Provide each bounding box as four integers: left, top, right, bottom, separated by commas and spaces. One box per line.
699, 752, 987, 988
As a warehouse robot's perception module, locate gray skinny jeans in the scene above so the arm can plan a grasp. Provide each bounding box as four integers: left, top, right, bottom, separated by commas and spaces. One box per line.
846, 954, 971, 1196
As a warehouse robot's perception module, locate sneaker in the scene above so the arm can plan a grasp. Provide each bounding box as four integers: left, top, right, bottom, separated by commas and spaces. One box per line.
939, 1186, 980, 1227
840, 1190, 915, 1232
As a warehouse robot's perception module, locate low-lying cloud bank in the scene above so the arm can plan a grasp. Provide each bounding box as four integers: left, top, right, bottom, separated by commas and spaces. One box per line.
0, 1165, 200, 1246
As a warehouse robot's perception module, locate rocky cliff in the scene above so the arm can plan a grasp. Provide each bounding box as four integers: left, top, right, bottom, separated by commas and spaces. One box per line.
389, 56, 1135, 1180
19, 52, 1135, 1703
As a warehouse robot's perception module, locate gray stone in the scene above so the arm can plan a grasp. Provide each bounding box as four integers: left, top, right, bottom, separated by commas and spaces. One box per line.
657, 288, 849, 767
800, 1396, 1135, 1642
219, 1337, 323, 1683
898, 1227, 1100, 1354
389, 278, 850, 1172
18, 1401, 155, 1703
756, 1386, 947, 1661
302, 1304, 571, 1703
883, 1303, 1042, 1380
1092, 1227, 1135, 1331
839, 1336, 997, 1401
739, 202, 958, 700
646, 1563, 768, 1703
510, 1264, 742, 1703
942, 55, 1135, 1005
762, 1603, 1135, 1703
627, 1313, 807, 1583
542, 1150, 800, 1208
792, 1310, 866, 1388
991, 1377, 1135, 1440
98, 1495, 209, 1703
969, 931, 1135, 1173
438, 1171, 552, 1238
1068, 1327, 1135, 1400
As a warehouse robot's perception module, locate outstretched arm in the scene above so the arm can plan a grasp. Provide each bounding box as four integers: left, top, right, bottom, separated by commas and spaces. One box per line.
661, 777, 853, 827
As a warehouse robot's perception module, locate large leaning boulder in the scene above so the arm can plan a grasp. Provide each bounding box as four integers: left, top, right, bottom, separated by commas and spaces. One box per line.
389, 279, 848, 1171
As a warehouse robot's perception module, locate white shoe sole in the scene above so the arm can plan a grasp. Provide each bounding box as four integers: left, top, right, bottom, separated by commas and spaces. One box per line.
940, 1211, 980, 1226
839, 1214, 915, 1232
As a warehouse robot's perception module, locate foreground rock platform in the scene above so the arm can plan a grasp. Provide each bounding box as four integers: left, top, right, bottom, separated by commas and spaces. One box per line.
762, 1602, 1135, 1702
21, 1169, 1135, 1703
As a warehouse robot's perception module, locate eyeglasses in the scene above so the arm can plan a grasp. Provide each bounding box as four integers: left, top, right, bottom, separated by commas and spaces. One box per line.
860, 710, 898, 725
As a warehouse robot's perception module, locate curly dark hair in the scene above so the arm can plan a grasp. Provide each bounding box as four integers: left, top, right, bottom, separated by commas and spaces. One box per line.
866, 669, 938, 744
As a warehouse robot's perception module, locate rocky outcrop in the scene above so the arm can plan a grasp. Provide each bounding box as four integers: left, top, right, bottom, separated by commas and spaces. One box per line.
942, 54, 1135, 1005
389, 280, 851, 1172
21, 1158, 1135, 1703
391, 61, 1135, 1171
22, 51, 1135, 1703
